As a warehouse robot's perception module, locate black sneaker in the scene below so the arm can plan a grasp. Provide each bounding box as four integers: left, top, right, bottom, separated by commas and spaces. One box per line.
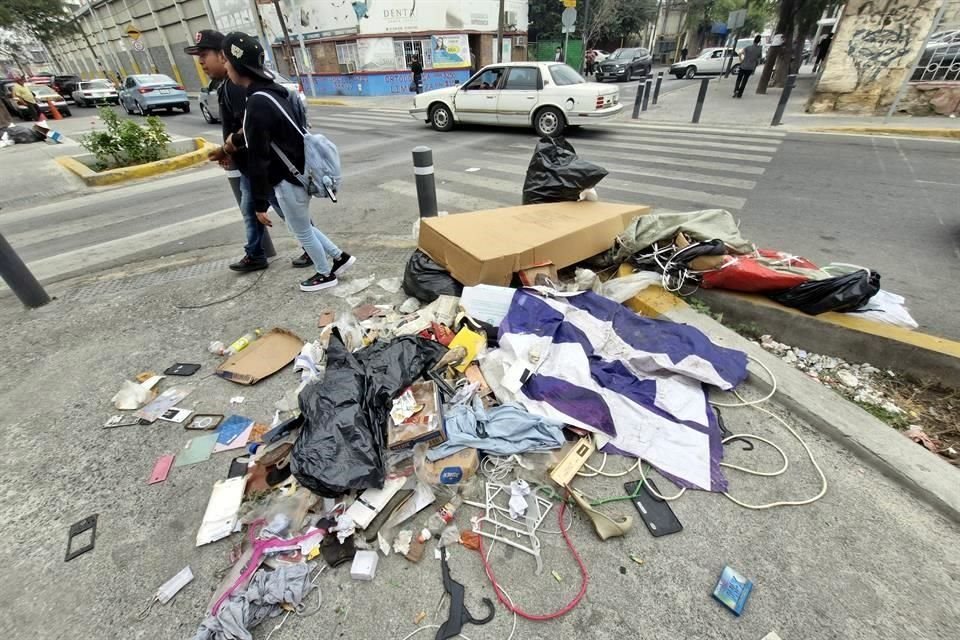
331, 252, 357, 276
291, 251, 313, 268
300, 272, 338, 292
229, 256, 268, 272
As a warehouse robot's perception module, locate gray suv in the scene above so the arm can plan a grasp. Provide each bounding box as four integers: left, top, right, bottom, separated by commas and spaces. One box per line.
596, 48, 653, 82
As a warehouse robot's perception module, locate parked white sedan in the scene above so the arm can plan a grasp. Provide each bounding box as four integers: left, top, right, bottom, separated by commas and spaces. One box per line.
410, 62, 623, 137
670, 47, 740, 79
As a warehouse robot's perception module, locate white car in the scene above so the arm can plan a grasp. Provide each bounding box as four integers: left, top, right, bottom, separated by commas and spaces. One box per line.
670, 47, 740, 79
72, 79, 119, 107
410, 62, 623, 138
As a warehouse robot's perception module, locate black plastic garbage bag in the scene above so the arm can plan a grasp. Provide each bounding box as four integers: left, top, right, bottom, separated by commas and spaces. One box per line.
768, 269, 881, 315
521, 137, 608, 205
402, 249, 463, 303
6, 125, 44, 144
291, 334, 447, 497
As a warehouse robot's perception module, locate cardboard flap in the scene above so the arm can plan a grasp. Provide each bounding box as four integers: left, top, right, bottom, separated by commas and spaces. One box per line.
215, 328, 304, 385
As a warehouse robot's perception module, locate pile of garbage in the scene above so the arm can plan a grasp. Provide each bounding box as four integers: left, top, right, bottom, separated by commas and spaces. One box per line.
759, 335, 959, 463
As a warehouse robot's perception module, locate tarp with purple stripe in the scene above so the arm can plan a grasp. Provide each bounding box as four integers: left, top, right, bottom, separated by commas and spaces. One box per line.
485, 289, 748, 491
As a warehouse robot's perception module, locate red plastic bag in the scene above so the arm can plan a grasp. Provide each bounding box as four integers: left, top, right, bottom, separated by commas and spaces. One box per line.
700, 255, 811, 292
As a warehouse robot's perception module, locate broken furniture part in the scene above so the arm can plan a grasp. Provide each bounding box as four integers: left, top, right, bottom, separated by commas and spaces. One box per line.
148, 454, 175, 484
350, 550, 379, 581
215, 328, 305, 385
186, 414, 224, 431
164, 363, 201, 376
65, 514, 98, 562
471, 482, 553, 575
549, 436, 596, 487
713, 566, 753, 616
435, 548, 495, 640
568, 487, 632, 541
102, 414, 141, 429
624, 479, 683, 537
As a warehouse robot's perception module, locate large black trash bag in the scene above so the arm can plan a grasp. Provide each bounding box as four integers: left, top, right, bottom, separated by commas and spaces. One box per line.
522, 136, 608, 205
768, 269, 881, 315
402, 249, 463, 303
291, 333, 447, 497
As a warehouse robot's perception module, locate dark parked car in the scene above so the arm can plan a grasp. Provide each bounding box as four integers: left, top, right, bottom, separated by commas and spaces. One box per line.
596, 47, 653, 82
52, 75, 81, 99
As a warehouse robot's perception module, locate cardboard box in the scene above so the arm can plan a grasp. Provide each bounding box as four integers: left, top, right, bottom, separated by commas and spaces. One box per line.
387, 380, 446, 450
417, 201, 650, 286
215, 328, 304, 385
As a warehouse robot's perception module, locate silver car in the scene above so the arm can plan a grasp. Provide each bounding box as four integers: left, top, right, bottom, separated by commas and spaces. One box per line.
199, 75, 307, 124
72, 79, 119, 107
118, 74, 190, 116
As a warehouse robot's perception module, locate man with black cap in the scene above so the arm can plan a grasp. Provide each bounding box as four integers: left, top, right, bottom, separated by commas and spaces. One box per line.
221, 32, 355, 293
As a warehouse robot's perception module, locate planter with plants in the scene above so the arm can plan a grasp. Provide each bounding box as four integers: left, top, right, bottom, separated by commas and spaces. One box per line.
56, 107, 215, 186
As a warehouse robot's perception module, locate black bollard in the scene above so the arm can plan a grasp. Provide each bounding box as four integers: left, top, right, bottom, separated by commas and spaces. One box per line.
0, 232, 50, 308
412, 146, 438, 218
692, 78, 710, 124
771, 74, 798, 127
652, 71, 663, 105
642, 78, 652, 111
632, 82, 645, 119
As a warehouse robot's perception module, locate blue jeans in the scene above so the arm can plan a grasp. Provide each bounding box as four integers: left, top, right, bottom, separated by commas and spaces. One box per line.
239, 174, 281, 260
274, 180, 341, 275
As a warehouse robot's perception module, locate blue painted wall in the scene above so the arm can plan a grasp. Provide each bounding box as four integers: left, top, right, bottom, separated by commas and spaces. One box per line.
301, 69, 471, 97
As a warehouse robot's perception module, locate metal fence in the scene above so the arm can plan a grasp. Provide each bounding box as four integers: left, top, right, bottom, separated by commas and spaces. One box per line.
911, 0, 960, 82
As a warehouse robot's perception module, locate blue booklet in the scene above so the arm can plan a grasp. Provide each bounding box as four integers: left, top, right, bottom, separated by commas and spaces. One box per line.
713, 566, 753, 616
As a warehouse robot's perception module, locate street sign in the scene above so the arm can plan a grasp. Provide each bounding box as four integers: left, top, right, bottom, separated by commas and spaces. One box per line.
133, 40, 145, 52
125, 25, 141, 40
563, 0, 577, 7
727, 9, 747, 31
561, 8, 577, 28
562, 26, 576, 34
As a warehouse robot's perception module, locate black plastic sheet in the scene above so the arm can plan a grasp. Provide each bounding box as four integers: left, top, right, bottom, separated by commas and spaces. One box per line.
291, 334, 447, 497
768, 269, 881, 315
402, 249, 463, 303
521, 137, 608, 205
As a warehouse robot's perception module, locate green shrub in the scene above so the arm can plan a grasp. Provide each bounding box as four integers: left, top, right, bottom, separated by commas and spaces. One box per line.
80, 107, 171, 170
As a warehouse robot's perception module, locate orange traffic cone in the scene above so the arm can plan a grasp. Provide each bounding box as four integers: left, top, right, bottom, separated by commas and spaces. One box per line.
46, 99, 62, 120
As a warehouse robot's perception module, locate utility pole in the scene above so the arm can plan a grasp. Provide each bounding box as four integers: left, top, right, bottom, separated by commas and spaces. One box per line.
272, 0, 302, 79
496, 0, 505, 63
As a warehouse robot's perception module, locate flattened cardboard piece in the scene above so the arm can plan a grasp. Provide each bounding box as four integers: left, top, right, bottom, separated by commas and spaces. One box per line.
517, 262, 558, 287
420, 448, 479, 485
417, 202, 650, 286
215, 328, 305, 385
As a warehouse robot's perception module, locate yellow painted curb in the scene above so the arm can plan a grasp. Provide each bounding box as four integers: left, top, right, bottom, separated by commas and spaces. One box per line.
807, 126, 960, 140
56, 138, 217, 187
306, 98, 349, 106
616, 264, 687, 317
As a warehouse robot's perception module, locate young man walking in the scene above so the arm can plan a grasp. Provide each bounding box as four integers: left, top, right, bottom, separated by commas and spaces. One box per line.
221, 32, 355, 292
734, 35, 763, 98
409, 54, 423, 94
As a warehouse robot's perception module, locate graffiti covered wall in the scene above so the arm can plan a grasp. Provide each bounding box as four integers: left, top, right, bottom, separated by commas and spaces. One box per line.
809, 0, 943, 114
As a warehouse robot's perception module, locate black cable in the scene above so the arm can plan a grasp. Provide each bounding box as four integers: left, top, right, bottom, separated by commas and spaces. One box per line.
173, 269, 267, 310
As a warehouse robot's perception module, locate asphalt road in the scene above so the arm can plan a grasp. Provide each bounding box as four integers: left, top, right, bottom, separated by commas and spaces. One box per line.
3, 98, 959, 339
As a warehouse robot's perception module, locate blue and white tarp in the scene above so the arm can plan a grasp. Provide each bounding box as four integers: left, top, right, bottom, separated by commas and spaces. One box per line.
481, 290, 749, 492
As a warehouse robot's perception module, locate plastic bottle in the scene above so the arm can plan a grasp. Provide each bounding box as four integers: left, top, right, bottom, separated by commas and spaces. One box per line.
224, 329, 263, 356
425, 494, 463, 537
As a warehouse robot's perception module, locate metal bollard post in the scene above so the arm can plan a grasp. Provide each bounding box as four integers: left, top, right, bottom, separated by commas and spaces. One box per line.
632, 81, 645, 119
642, 78, 652, 111
652, 71, 663, 105
412, 146, 438, 218
0, 232, 50, 308
691, 78, 710, 124
228, 176, 277, 258
771, 73, 798, 127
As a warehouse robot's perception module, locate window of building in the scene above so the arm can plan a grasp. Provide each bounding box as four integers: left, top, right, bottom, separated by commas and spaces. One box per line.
336, 41, 359, 73
394, 38, 433, 70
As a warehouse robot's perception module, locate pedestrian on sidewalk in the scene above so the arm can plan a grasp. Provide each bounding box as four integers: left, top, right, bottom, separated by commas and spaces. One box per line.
12, 77, 40, 122
680, 46, 688, 61
188, 30, 313, 272
555, 46, 564, 62
222, 32, 355, 293
585, 49, 597, 76
409, 54, 423, 94
733, 35, 763, 98
813, 33, 833, 73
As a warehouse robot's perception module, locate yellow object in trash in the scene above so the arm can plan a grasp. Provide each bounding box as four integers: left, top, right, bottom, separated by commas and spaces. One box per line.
446, 326, 486, 373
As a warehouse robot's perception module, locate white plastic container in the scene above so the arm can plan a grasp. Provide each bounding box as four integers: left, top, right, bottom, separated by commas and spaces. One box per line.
350, 550, 379, 581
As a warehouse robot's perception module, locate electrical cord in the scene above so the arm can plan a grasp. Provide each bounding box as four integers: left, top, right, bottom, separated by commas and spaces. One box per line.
710, 354, 777, 407
575, 452, 640, 478
477, 491, 588, 621
173, 268, 267, 310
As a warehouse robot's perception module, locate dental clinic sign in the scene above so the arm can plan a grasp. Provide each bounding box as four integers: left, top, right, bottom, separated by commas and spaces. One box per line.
373, 3, 419, 33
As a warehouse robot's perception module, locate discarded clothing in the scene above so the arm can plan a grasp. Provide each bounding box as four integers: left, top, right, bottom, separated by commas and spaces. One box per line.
194, 563, 316, 640
292, 334, 447, 496
483, 290, 748, 491
426, 398, 566, 461
614, 210, 754, 262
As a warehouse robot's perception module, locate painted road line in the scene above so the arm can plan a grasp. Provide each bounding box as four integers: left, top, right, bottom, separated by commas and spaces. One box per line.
23, 208, 239, 283
341, 113, 418, 125
379, 180, 505, 212
605, 131, 781, 153
431, 171, 638, 208
589, 126, 784, 146
368, 108, 414, 114
476, 148, 767, 176
570, 138, 774, 162
602, 121, 787, 139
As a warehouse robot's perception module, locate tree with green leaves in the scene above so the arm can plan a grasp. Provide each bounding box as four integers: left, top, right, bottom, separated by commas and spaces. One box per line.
0, 0, 76, 43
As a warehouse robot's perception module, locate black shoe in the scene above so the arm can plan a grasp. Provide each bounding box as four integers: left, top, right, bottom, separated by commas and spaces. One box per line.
229, 256, 268, 272
300, 272, 338, 292
291, 251, 313, 268
331, 252, 356, 276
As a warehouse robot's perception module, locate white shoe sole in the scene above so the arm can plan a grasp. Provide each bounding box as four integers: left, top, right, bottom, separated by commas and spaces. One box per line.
299, 277, 338, 292
333, 255, 357, 276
